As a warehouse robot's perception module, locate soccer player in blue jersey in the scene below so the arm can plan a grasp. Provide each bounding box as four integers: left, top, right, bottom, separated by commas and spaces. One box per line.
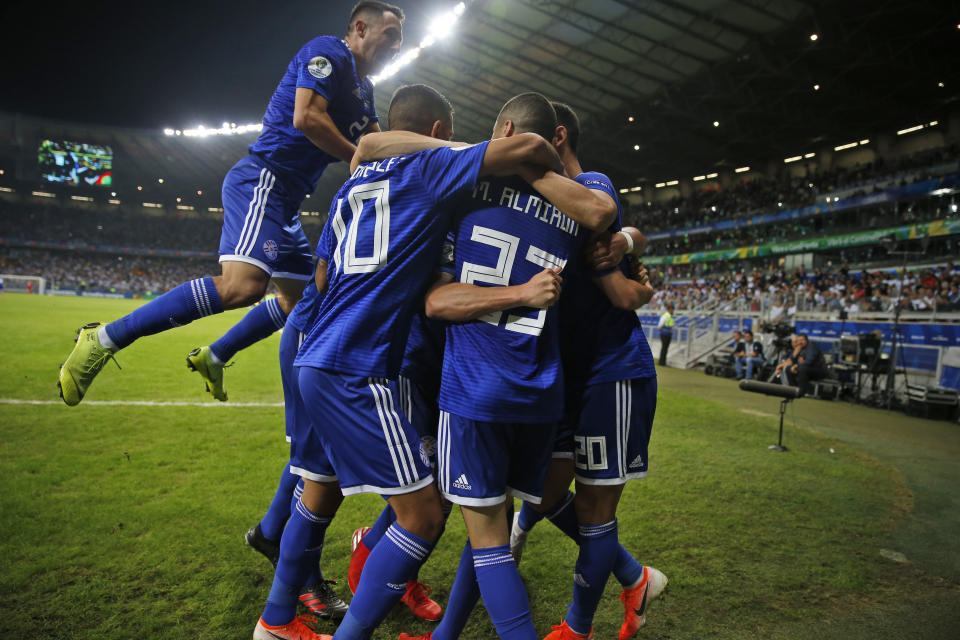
386, 93, 616, 640
243, 279, 351, 621
253, 85, 573, 640
510, 102, 667, 640
58, 1, 404, 406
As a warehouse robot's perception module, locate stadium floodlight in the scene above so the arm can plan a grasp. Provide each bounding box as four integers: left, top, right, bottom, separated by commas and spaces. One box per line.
666, 180, 679, 186
834, 142, 858, 151
630, 186, 642, 192
735, 166, 750, 173
143, 202, 163, 208
713, 121, 719, 127
137, 185, 143, 191
197, 190, 203, 195
804, 153, 816, 159
180, 122, 263, 137
371, 2, 466, 85
897, 124, 924, 135
930, 120, 938, 126
693, 175, 705, 181
859, 139, 870, 145
627, 116, 635, 122
809, 33, 818, 41
163, 128, 175, 136
0, 187, 13, 193
177, 205, 195, 211
813, 84, 820, 91
784, 156, 802, 163
108, 199, 121, 204
70, 195, 94, 202
619, 188, 629, 194
208, 207, 224, 213
633, 144, 640, 150
655, 182, 666, 188
158, 178, 164, 184
706, 172, 718, 179
31, 191, 56, 198
938, 82, 945, 88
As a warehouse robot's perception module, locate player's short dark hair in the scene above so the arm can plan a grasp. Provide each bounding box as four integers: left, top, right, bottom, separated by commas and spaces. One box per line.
745, 330, 754, 336
388, 84, 454, 135
552, 101, 580, 153
494, 92, 557, 141
347, 1, 405, 33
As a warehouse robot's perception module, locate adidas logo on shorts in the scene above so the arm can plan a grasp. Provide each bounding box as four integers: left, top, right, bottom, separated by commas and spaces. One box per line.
574, 572, 591, 588
386, 582, 407, 591
452, 473, 472, 490
629, 455, 645, 469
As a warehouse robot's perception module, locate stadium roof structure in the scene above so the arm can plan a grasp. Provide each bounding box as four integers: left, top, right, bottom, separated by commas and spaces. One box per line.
1, 0, 956, 204
367, 0, 958, 187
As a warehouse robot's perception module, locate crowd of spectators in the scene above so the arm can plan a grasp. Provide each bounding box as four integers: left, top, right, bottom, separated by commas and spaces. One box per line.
648, 260, 960, 317
646, 195, 954, 257
0, 248, 218, 294
628, 144, 958, 236
0, 201, 324, 252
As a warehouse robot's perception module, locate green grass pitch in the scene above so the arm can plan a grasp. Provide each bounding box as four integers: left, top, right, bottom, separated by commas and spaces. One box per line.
1, 294, 958, 639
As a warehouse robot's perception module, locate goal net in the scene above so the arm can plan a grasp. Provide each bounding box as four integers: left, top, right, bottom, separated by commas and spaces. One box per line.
0, 274, 46, 295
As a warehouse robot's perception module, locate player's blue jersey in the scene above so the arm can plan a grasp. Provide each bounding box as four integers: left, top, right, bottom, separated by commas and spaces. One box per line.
400, 312, 445, 389
560, 172, 655, 389
287, 279, 324, 333
295, 142, 490, 377
438, 176, 587, 423
249, 36, 378, 195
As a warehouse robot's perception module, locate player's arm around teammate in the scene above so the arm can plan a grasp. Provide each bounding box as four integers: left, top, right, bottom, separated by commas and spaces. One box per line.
425, 267, 563, 321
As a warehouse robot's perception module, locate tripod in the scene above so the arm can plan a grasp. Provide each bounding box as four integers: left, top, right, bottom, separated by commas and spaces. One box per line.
878, 240, 926, 410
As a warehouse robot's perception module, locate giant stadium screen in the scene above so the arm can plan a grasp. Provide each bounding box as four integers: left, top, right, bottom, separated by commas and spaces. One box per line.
38, 140, 113, 186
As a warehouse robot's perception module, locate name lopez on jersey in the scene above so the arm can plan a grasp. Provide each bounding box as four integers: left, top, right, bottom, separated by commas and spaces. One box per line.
472, 180, 579, 237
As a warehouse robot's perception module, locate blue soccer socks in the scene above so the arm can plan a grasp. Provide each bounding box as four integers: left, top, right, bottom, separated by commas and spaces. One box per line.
334, 523, 433, 640
565, 520, 618, 635
210, 296, 287, 363
103, 277, 222, 350
473, 544, 537, 640
261, 498, 331, 626
260, 463, 301, 543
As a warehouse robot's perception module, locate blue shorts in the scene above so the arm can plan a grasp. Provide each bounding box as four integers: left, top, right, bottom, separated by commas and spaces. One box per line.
218, 156, 313, 280
297, 368, 433, 496
555, 377, 657, 485
437, 411, 556, 507
396, 375, 440, 470
281, 326, 337, 482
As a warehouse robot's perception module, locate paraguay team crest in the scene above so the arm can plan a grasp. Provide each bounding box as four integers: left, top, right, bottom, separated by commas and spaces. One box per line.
307, 56, 332, 79
262, 239, 278, 261
419, 435, 437, 467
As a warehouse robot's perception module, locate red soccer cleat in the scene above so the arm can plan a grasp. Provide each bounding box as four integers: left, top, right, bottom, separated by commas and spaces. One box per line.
542, 620, 594, 640
618, 566, 668, 640
348, 526, 372, 594
253, 615, 332, 640
400, 581, 443, 621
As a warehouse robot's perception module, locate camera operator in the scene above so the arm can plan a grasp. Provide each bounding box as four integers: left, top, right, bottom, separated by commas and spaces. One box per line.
775, 334, 828, 395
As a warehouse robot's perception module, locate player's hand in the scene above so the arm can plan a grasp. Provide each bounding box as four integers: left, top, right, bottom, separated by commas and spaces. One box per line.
520, 267, 563, 308
585, 232, 628, 271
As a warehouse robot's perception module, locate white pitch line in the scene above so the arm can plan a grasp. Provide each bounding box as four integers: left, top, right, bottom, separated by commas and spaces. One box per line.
0, 398, 283, 408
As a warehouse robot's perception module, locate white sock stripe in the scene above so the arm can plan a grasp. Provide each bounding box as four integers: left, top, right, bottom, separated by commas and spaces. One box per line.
294, 498, 330, 524
188, 279, 202, 317
385, 526, 428, 561
380, 380, 419, 479
235, 169, 268, 254
199, 278, 215, 316
241, 172, 276, 256
368, 378, 411, 486
386, 523, 430, 556
266, 297, 285, 329
579, 520, 617, 537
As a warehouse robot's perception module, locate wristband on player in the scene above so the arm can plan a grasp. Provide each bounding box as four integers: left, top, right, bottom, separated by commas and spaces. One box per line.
618, 230, 635, 253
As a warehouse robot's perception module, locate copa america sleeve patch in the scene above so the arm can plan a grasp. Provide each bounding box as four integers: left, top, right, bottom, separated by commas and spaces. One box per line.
307, 56, 333, 79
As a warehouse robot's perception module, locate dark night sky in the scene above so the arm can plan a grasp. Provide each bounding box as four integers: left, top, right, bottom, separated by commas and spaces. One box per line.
0, 0, 447, 129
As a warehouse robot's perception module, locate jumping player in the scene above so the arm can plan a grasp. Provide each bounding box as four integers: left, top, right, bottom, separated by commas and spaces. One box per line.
58, 1, 404, 406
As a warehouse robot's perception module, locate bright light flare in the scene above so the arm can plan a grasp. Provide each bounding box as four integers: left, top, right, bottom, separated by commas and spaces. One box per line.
372, 2, 466, 85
